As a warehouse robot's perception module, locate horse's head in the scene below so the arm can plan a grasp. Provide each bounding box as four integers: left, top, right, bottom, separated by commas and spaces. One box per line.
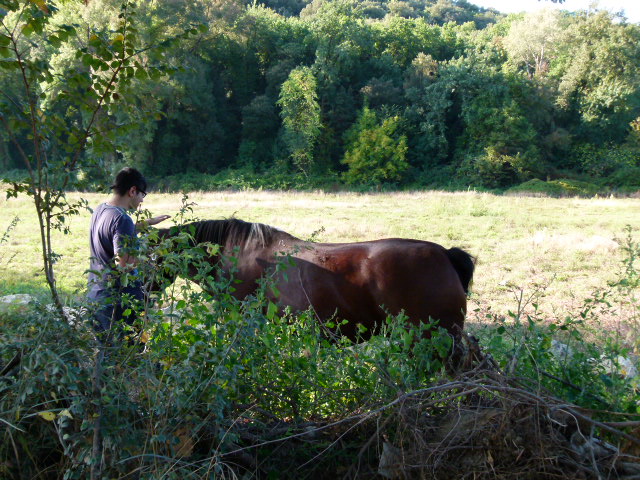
143, 222, 222, 297
143, 225, 179, 298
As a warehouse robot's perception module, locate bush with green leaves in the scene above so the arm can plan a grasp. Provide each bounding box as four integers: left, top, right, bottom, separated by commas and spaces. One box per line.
608, 166, 640, 190
3, 199, 639, 478
148, 167, 343, 192
1, 209, 456, 478
572, 143, 640, 178
341, 107, 409, 185
506, 178, 602, 197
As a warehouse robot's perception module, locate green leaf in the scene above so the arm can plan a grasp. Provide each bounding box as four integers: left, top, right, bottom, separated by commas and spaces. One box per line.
88, 34, 101, 47
22, 23, 34, 36
266, 301, 278, 320
0, 60, 20, 70
38, 411, 56, 422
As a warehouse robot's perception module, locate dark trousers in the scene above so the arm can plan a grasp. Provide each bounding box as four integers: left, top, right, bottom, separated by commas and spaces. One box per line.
90, 284, 145, 343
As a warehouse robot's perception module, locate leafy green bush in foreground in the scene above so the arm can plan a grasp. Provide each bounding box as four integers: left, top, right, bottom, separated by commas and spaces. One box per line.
473, 227, 640, 414
1, 228, 638, 478
0, 245, 453, 478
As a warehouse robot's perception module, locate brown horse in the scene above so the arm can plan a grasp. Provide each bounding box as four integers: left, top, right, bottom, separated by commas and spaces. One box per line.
152, 219, 474, 341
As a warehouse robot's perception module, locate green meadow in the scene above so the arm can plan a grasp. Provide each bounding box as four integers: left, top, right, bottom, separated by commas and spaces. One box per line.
2, 186, 637, 328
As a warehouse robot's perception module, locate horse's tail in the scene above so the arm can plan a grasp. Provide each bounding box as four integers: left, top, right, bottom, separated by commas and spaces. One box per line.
445, 247, 475, 294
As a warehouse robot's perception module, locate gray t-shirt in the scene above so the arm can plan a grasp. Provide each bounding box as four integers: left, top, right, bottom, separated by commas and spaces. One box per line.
87, 203, 137, 298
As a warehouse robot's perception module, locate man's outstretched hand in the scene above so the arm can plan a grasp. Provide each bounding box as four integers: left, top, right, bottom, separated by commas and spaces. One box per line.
147, 215, 171, 226
137, 215, 171, 230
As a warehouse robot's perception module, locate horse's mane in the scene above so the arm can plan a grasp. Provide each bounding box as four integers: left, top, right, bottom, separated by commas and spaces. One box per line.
184, 218, 287, 249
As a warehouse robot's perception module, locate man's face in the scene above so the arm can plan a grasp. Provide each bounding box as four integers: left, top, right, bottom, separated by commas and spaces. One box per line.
128, 186, 146, 210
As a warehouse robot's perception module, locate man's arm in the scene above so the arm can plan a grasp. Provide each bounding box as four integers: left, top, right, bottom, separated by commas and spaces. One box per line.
113, 214, 140, 270
116, 252, 138, 269
136, 215, 171, 230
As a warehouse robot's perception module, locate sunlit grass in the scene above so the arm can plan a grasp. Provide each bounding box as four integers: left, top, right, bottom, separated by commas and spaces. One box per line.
1, 186, 638, 325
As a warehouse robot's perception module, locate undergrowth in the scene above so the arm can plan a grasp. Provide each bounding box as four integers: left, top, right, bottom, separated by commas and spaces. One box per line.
472, 226, 640, 415
1, 222, 639, 478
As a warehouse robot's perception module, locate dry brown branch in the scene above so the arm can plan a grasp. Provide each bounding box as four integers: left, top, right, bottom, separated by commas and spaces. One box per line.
217, 335, 640, 479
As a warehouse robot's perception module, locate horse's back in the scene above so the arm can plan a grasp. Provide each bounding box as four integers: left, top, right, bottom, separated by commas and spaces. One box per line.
363, 239, 468, 332
291, 238, 470, 336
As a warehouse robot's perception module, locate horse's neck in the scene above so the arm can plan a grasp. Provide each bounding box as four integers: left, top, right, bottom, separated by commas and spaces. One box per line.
267, 231, 304, 249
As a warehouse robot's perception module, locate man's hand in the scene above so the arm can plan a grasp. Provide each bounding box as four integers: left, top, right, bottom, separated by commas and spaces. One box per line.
136, 215, 171, 230
147, 215, 171, 226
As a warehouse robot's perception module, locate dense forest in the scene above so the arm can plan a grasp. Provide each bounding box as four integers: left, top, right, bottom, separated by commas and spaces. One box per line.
2, 0, 640, 190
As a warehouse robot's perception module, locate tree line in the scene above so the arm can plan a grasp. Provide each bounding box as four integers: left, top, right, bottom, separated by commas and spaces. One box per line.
2, 0, 640, 190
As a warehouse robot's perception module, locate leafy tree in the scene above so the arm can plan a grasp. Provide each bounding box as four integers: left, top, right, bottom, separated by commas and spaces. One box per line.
502, 9, 564, 78
373, 16, 447, 67
455, 71, 542, 179
361, 76, 404, 109
403, 53, 454, 169
550, 11, 640, 143
0, 0, 193, 311
387, 0, 418, 19
342, 106, 408, 184
277, 66, 322, 174
239, 94, 280, 167
427, 0, 498, 28
306, 0, 374, 84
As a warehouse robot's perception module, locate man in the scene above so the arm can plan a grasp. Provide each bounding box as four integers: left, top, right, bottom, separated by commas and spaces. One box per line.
87, 167, 170, 340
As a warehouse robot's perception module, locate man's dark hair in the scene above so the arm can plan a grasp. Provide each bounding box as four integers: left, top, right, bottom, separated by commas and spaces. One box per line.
111, 167, 147, 196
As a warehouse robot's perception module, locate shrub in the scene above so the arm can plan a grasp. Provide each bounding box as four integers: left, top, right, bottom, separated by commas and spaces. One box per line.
506, 178, 601, 197
342, 107, 409, 185
1, 225, 455, 478
608, 166, 640, 189
549, 179, 601, 195
150, 167, 341, 192
457, 147, 536, 189
572, 143, 639, 177
506, 178, 568, 196
473, 227, 640, 414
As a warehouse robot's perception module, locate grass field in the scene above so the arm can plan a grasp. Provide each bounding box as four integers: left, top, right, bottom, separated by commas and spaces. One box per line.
1, 187, 638, 329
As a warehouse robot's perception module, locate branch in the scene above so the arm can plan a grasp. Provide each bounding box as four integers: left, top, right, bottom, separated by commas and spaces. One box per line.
0, 351, 22, 376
